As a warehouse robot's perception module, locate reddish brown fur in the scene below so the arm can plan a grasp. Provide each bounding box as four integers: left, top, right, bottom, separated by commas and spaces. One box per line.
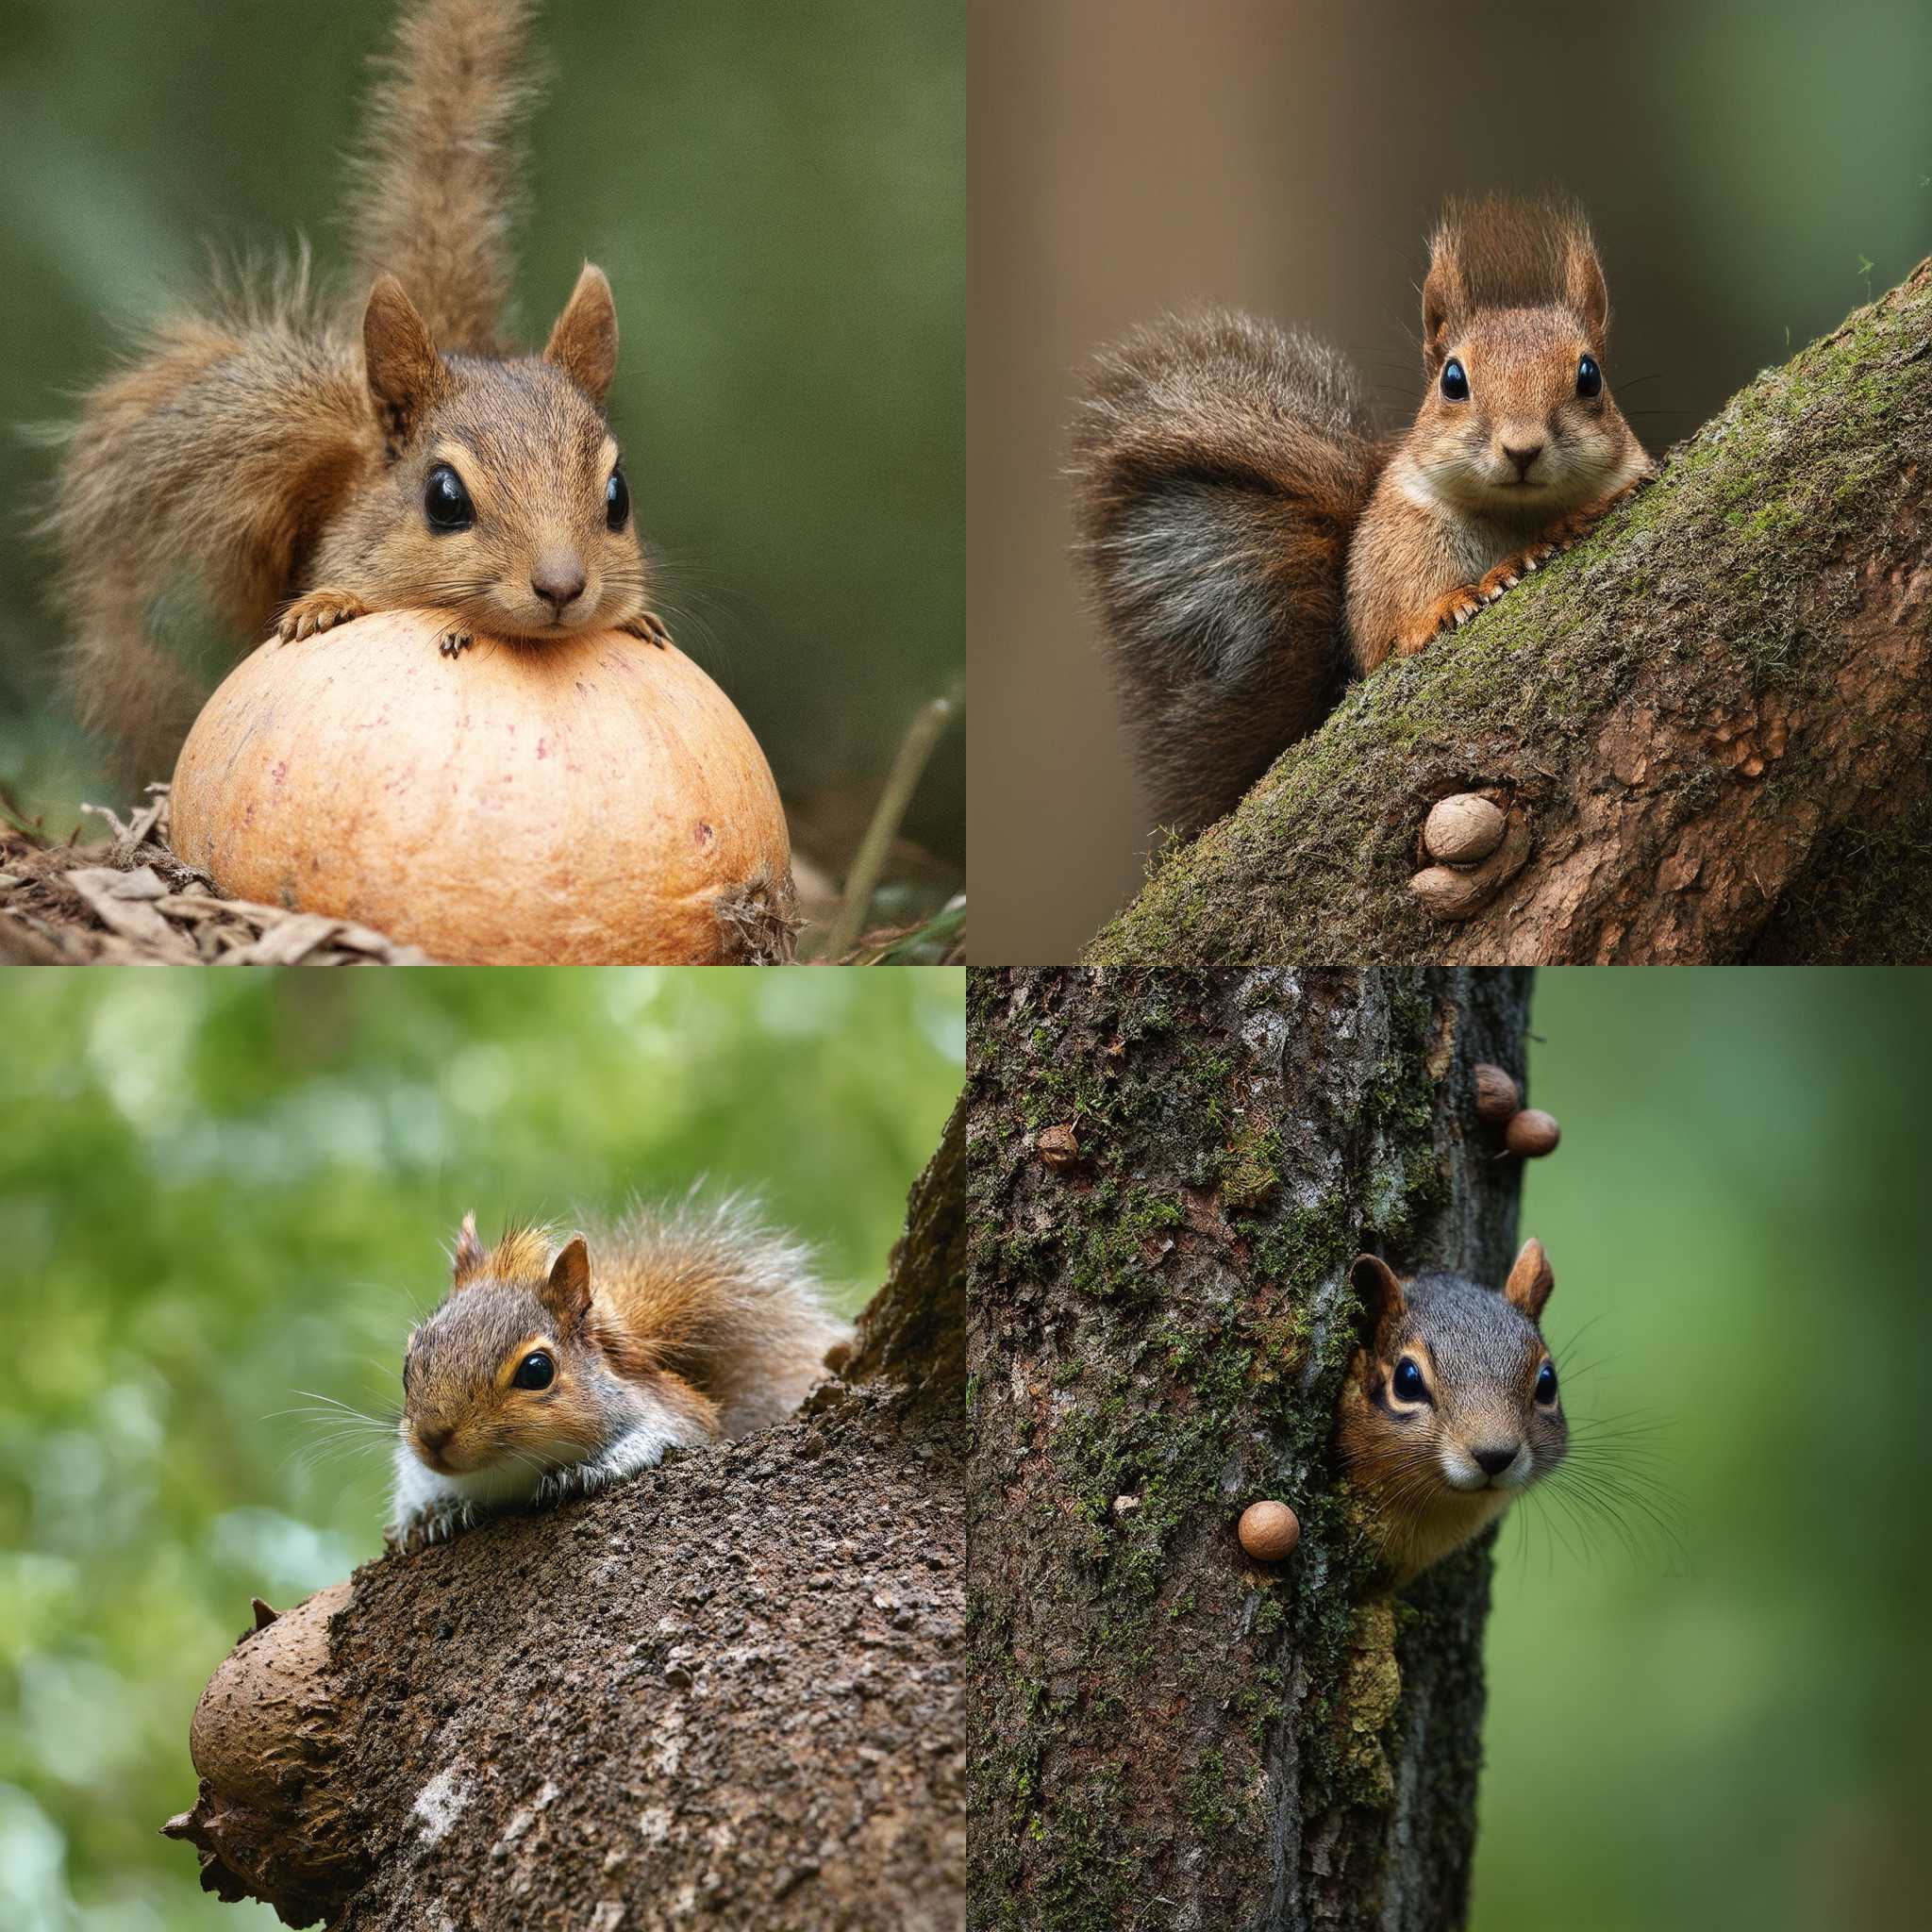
43, 0, 658, 783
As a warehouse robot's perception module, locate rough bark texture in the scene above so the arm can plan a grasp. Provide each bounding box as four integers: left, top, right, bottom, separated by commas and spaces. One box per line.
164, 1101, 965, 1931
966, 968, 1535, 1930
1089, 260, 1932, 968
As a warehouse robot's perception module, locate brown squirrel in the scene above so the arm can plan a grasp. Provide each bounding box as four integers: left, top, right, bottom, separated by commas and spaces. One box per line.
390, 1201, 851, 1545
42, 0, 669, 784
1334, 1241, 1567, 1588
1073, 198, 1653, 834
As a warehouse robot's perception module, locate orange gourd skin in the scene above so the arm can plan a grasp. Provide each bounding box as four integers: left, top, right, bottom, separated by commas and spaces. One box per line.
170, 611, 794, 964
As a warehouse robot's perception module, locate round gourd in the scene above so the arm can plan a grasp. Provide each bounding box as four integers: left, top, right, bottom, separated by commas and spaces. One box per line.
170, 612, 796, 963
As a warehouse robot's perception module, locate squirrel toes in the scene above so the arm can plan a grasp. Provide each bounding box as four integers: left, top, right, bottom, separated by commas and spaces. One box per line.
43, 0, 669, 784
390, 1200, 851, 1544
1074, 198, 1653, 834
1335, 1240, 1566, 1588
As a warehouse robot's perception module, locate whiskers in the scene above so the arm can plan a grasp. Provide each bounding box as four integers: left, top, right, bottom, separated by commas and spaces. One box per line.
267, 1389, 400, 1486
1516, 1407, 1689, 1576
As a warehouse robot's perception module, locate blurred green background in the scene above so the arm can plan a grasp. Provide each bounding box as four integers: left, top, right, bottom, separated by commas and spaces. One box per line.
0, 0, 963, 886
0, 966, 964, 1931
1475, 969, 1932, 1932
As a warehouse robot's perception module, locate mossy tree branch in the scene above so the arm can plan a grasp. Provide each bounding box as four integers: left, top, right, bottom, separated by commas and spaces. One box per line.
967, 968, 1533, 1929
1090, 260, 1932, 967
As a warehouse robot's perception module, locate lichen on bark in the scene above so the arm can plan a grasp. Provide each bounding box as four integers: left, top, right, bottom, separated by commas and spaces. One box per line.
967, 969, 1533, 1930
1089, 259, 1932, 968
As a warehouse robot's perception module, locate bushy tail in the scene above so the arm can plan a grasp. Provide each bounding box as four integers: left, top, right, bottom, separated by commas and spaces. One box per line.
341, 0, 545, 351
1071, 311, 1384, 836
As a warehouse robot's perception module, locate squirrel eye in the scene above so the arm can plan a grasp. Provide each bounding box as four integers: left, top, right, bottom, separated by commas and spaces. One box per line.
605, 464, 630, 532
1440, 358, 1470, 402
424, 463, 475, 533
1575, 355, 1603, 399
512, 1349, 556, 1391
1391, 1357, 1430, 1404
1535, 1359, 1558, 1405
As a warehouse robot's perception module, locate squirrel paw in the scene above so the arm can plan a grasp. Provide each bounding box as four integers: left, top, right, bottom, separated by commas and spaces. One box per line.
1476, 544, 1558, 604
1394, 584, 1484, 654
619, 611, 673, 647
438, 628, 473, 658
275, 591, 369, 643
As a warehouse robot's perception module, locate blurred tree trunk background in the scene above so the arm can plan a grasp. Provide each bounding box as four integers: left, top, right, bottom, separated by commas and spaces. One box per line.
967, 968, 1533, 1928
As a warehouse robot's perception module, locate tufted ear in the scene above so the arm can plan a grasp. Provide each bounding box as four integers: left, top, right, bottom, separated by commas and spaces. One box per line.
1564, 234, 1609, 352
544, 263, 619, 406
1351, 1254, 1408, 1357
451, 1211, 488, 1287
1420, 237, 1466, 375
362, 275, 447, 448
542, 1235, 592, 1329
1504, 1238, 1555, 1321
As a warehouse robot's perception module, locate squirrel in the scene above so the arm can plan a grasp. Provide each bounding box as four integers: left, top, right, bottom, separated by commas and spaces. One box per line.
1334, 1240, 1566, 1589
42, 0, 670, 785
1072, 198, 1654, 835
390, 1199, 852, 1545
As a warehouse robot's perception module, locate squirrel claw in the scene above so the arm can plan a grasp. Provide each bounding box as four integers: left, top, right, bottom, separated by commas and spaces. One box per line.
438, 628, 473, 658
275, 591, 369, 643
620, 611, 673, 647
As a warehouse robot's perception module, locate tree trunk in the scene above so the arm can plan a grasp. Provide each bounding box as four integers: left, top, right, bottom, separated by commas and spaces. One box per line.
966, 968, 1534, 1930
1088, 260, 1932, 968
163, 1101, 965, 1931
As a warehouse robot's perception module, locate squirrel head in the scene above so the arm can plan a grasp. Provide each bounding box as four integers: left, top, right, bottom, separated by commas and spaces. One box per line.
399, 1214, 712, 1492
1337, 1241, 1568, 1585
356, 268, 651, 641
1409, 197, 1641, 519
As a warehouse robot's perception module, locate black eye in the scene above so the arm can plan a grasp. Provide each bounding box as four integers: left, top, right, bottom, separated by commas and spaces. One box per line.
1391, 1357, 1429, 1404
424, 463, 475, 532
605, 464, 630, 532
1575, 355, 1602, 399
1440, 358, 1470, 402
1535, 1359, 1558, 1405
513, 1349, 555, 1391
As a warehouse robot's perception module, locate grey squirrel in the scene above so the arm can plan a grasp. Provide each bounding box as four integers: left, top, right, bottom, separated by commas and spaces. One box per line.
390, 1201, 850, 1545
43, 0, 671, 785
1334, 1240, 1566, 1587
1072, 198, 1652, 836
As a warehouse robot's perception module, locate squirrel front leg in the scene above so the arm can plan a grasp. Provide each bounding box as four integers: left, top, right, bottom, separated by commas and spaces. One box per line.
275, 590, 371, 642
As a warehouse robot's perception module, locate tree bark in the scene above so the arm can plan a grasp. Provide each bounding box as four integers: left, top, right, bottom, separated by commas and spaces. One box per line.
163, 1101, 965, 1931
1089, 260, 1932, 968
966, 968, 1534, 1930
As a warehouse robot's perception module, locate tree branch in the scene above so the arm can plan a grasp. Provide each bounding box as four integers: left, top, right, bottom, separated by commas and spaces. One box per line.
1090, 260, 1932, 967
163, 1101, 965, 1930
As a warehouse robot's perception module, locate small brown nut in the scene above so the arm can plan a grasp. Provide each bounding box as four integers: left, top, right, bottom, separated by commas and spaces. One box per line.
1505, 1108, 1561, 1158
1036, 1123, 1079, 1169
1422, 793, 1507, 865
1237, 1500, 1300, 1563
1472, 1062, 1521, 1125
1408, 808, 1532, 922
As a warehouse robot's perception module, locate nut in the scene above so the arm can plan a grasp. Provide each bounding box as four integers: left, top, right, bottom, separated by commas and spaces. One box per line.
1472, 1062, 1521, 1125
1505, 1108, 1561, 1158
1237, 1500, 1300, 1563
1036, 1123, 1080, 1169
1408, 808, 1533, 922
1422, 794, 1507, 865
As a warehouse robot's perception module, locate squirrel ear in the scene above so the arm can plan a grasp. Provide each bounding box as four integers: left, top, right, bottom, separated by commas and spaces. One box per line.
543, 1235, 592, 1327
1351, 1254, 1407, 1355
544, 264, 619, 406
452, 1210, 487, 1287
1564, 237, 1609, 351
362, 275, 445, 447
1420, 242, 1465, 375
1504, 1238, 1555, 1320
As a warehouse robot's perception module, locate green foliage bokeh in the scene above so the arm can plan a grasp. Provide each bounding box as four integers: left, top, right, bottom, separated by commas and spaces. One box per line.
0, 0, 964, 863
1475, 969, 1932, 1932
0, 966, 964, 1930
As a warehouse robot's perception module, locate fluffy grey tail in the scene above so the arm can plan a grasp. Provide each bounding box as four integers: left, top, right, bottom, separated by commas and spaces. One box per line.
1071, 311, 1383, 836
341, 0, 545, 350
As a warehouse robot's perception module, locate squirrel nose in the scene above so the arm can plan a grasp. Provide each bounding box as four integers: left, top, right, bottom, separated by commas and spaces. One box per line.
1502, 443, 1543, 480
416, 1423, 453, 1454
1473, 1442, 1521, 1477
530, 555, 587, 612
